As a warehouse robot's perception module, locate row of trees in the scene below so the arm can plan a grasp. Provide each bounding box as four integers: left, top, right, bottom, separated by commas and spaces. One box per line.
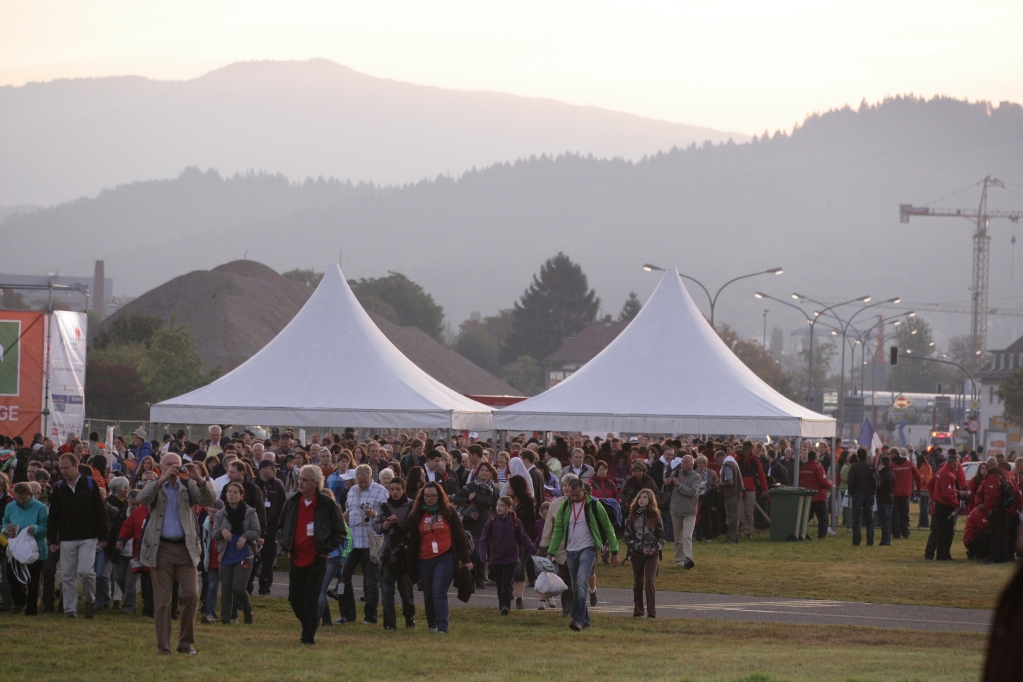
86, 315, 220, 419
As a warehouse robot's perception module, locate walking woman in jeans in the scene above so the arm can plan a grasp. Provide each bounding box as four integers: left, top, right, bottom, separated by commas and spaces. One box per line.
400, 482, 473, 633
624, 488, 665, 618
212, 482, 260, 624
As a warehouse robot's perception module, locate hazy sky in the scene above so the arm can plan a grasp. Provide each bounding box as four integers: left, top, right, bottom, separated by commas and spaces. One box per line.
3, 0, 1021, 134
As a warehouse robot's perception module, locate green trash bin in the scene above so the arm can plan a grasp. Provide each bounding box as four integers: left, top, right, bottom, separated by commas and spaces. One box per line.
768, 487, 816, 541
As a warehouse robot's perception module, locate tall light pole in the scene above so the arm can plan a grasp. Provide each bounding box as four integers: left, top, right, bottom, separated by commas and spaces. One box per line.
754, 292, 814, 405
794, 294, 901, 434
644, 264, 783, 328
851, 313, 914, 399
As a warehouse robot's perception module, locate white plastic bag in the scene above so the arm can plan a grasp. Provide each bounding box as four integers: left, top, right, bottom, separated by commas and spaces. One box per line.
534, 570, 568, 595
9, 527, 39, 565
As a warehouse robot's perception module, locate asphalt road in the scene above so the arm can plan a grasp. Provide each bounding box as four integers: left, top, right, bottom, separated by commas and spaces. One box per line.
265, 572, 992, 633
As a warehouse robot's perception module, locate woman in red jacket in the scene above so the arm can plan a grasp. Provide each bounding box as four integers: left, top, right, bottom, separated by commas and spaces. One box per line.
590, 461, 619, 500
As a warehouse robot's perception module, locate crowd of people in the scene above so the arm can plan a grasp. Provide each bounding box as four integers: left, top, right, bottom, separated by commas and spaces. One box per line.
0, 426, 1017, 650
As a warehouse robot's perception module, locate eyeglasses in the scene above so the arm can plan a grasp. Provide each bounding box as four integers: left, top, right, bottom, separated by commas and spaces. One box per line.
299, 477, 315, 483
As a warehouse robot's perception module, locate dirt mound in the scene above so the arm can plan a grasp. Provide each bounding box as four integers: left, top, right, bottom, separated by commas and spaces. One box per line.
98, 260, 312, 373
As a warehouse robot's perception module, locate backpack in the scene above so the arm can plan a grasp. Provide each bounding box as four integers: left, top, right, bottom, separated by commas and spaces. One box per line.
999, 475, 1017, 510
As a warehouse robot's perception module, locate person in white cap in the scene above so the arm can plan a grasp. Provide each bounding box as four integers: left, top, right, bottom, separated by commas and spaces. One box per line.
468, 433, 479, 445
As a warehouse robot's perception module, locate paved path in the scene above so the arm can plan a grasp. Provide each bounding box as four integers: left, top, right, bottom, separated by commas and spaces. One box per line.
265, 573, 991, 633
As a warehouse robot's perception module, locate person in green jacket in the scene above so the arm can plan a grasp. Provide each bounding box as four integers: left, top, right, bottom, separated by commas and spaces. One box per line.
546, 477, 618, 631
2, 482, 49, 615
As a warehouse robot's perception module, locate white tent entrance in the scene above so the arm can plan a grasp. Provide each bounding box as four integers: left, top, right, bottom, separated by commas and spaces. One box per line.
150, 265, 493, 431
494, 268, 834, 438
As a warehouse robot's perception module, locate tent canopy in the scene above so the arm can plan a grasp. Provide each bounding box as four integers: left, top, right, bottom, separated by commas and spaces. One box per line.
494, 268, 835, 438
150, 265, 493, 430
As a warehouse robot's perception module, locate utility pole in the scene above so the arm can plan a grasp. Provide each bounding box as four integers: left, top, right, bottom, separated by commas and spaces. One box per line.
762, 309, 768, 347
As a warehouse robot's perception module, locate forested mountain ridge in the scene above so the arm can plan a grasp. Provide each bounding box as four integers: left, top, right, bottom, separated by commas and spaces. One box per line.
3, 95, 1021, 345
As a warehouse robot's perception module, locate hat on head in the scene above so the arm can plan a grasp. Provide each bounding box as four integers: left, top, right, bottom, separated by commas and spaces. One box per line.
340, 469, 357, 481
631, 460, 648, 472
469, 432, 479, 439
258, 460, 276, 471
132, 428, 147, 440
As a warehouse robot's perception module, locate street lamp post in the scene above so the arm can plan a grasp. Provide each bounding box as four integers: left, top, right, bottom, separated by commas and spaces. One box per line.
644, 264, 783, 328
754, 292, 815, 405
793, 294, 899, 434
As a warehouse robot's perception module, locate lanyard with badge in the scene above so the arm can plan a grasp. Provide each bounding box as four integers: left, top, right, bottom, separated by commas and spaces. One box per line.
572, 500, 585, 532
305, 497, 315, 538
424, 513, 442, 554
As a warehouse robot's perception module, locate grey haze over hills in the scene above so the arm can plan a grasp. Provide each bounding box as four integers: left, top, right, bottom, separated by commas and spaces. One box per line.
0, 58, 746, 207
3, 96, 1023, 350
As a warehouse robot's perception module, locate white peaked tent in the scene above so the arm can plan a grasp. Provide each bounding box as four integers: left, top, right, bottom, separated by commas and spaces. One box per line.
150, 265, 493, 430
494, 269, 835, 437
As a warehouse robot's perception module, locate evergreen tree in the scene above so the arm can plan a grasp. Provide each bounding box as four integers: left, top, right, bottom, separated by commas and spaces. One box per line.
618, 292, 642, 322
454, 322, 501, 376
502, 253, 600, 363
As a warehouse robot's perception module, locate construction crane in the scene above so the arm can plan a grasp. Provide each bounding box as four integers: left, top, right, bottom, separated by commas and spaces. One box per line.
900, 177, 1023, 358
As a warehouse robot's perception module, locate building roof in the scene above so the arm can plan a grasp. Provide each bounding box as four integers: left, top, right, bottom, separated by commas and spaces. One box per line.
368, 312, 522, 397
546, 316, 628, 364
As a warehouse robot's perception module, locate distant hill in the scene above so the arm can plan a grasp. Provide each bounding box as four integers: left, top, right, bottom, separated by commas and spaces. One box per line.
97, 260, 521, 396
7, 96, 1023, 346
0, 58, 744, 206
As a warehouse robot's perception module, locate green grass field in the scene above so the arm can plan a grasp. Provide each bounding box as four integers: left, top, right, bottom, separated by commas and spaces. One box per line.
0, 599, 987, 682
589, 528, 1014, 610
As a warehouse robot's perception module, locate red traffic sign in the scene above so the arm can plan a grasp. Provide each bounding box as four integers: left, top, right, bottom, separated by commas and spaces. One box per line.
966, 419, 980, 434
892, 395, 912, 409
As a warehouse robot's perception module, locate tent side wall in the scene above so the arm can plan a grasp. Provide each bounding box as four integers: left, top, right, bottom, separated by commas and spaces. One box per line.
493, 412, 835, 438
150, 405, 493, 431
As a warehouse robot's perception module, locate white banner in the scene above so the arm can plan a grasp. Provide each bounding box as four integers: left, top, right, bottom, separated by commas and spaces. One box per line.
47, 311, 87, 445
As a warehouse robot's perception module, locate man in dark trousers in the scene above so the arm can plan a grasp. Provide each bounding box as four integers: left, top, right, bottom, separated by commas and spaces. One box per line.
876, 455, 896, 546
256, 460, 287, 595
47, 453, 109, 619
279, 464, 345, 645
845, 447, 876, 546
981, 464, 1016, 564
799, 450, 833, 539
889, 448, 921, 540
927, 452, 961, 561
372, 476, 415, 630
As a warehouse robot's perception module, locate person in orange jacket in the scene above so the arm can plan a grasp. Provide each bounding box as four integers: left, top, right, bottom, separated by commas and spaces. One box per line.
927, 452, 962, 561
889, 449, 921, 540
799, 451, 833, 539
963, 506, 990, 560
981, 464, 1020, 564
